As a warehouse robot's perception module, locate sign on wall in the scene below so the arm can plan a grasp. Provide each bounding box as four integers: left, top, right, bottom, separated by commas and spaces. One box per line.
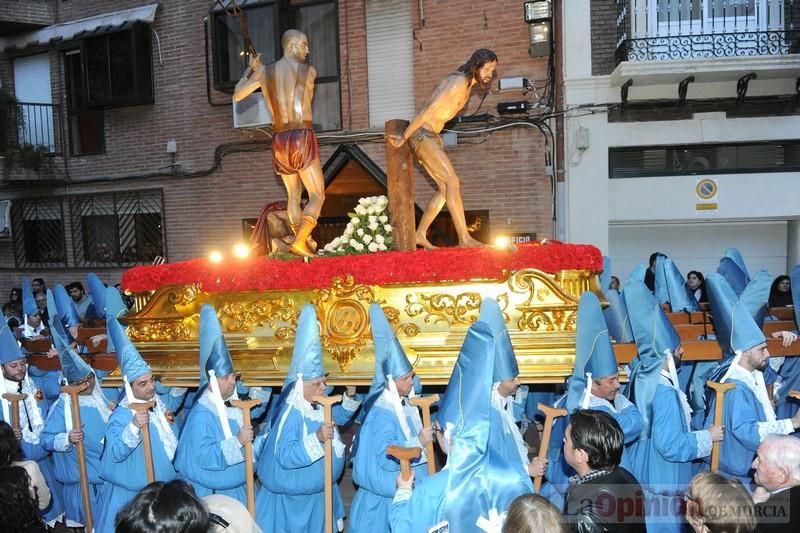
695, 178, 718, 214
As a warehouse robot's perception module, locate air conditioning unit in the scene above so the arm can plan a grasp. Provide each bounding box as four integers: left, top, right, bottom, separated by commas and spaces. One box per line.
0, 200, 10, 236
232, 93, 272, 129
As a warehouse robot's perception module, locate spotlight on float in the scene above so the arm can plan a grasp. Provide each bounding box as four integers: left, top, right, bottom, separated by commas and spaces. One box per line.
493, 235, 517, 252
233, 243, 250, 259
209, 250, 224, 263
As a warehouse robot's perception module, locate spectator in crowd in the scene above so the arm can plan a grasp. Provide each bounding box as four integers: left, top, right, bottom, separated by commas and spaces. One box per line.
687, 270, 708, 303
769, 275, 793, 308
563, 409, 646, 533
750, 435, 800, 533
67, 281, 93, 321
34, 292, 49, 328
204, 494, 263, 533
0, 421, 51, 511
30, 278, 45, 296
0, 465, 48, 533
609, 276, 621, 292
115, 480, 209, 533
684, 472, 756, 533
3, 287, 22, 326
502, 493, 567, 533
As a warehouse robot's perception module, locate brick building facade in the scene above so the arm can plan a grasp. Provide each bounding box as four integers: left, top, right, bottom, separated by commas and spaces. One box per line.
0, 0, 556, 295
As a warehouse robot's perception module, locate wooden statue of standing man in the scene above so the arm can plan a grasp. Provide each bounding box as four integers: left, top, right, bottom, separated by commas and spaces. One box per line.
389, 49, 497, 249
235, 30, 324, 257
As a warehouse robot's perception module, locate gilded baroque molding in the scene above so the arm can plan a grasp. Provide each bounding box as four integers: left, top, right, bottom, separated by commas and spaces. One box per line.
217, 297, 296, 333
127, 320, 192, 342
405, 292, 483, 326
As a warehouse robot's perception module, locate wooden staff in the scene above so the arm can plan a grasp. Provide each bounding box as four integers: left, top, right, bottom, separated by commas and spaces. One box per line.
312, 394, 342, 533
534, 403, 568, 493
230, 398, 262, 517
1, 392, 26, 432
386, 445, 422, 481
410, 394, 440, 475
62, 383, 93, 532
706, 381, 736, 473
129, 400, 156, 483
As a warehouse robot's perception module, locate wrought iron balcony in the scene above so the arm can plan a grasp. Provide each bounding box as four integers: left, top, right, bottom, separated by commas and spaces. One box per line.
1, 101, 63, 181
616, 0, 800, 63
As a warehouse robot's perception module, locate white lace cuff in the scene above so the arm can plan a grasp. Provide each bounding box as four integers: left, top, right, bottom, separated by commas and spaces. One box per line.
122, 422, 141, 448
169, 387, 188, 397
758, 419, 794, 441
342, 394, 361, 412
333, 436, 346, 458
393, 486, 413, 503
694, 430, 713, 458
303, 433, 325, 462
54, 432, 72, 452
221, 436, 245, 466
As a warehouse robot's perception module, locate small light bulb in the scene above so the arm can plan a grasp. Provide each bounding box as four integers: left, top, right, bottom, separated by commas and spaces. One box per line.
494, 235, 510, 248
209, 250, 224, 263
233, 243, 250, 259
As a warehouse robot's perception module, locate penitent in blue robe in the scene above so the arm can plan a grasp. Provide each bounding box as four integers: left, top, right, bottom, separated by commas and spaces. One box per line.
174, 391, 265, 505
95, 399, 179, 533
389, 471, 449, 533
629, 381, 712, 533
41, 392, 109, 526
255, 402, 346, 533
543, 393, 644, 510
349, 397, 429, 533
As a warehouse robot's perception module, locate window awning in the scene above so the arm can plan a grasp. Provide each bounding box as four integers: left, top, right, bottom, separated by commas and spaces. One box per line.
0, 3, 159, 52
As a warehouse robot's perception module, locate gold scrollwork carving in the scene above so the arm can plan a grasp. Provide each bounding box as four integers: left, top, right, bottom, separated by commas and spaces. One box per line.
127, 320, 192, 342
167, 284, 200, 307
314, 275, 377, 371
517, 309, 577, 333
217, 297, 296, 333
405, 292, 482, 326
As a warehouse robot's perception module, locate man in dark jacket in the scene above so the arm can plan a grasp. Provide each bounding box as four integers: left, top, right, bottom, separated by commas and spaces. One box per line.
751, 435, 800, 533
563, 409, 646, 533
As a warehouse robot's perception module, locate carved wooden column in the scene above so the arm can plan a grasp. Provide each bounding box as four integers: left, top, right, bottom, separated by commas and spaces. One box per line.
385, 119, 415, 251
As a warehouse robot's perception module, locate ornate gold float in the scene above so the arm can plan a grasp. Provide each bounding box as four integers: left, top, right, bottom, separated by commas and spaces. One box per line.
116, 268, 602, 387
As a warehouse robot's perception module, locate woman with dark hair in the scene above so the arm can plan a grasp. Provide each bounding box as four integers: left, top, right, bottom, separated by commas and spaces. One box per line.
115, 480, 209, 533
687, 271, 708, 303
0, 465, 47, 533
0, 421, 50, 511
769, 275, 792, 308
3, 286, 22, 325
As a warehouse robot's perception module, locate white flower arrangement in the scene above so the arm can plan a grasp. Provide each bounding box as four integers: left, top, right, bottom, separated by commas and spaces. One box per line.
321, 195, 393, 255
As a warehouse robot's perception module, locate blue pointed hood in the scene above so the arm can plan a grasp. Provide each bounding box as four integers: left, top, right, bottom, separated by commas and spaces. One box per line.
362, 303, 412, 414
628, 263, 647, 284
46, 289, 71, 342
600, 256, 612, 293
283, 304, 324, 387
86, 273, 106, 319
199, 304, 235, 386
107, 316, 151, 382
440, 321, 533, 529
54, 284, 81, 327
663, 258, 699, 312
0, 323, 23, 365
739, 269, 771, 328
478, 298, 518, 382
653, 255, 670, 305
565, 292, 618, 412
603, 289, 634, 344
718, 248, 750, 296
51, 314, 93, 384
706, 273, 766, 356
22, 278, 38, 317
625, 279, 682, 435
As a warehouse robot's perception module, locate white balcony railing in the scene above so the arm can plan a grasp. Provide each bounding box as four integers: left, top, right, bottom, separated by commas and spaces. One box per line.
616, 0, 799, 63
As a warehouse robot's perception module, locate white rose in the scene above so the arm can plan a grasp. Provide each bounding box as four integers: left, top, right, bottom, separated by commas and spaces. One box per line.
363, 234, 373, 244
357, 228, 365, 236
377, 243, 387, 251
349, 238, 358, 247
379, 215, 388, 223
368, 215, 377, 223
343, 227, 353, 237
384, 224, 393, 232
354, 242, 364, 251
368, 242, 379, 252
351, 217, 360, 225
355, 205, 367, 216
369, 222, 379, 231
375, 235, 385, 244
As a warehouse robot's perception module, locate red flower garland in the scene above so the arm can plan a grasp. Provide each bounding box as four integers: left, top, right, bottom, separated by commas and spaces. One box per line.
121, 242, 602, 294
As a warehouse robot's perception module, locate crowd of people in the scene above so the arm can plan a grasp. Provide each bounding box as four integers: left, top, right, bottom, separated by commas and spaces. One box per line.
0, 247, 798, 533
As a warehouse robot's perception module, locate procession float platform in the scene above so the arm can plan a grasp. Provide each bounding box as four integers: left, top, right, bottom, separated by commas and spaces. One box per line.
110, 242, 604, 387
